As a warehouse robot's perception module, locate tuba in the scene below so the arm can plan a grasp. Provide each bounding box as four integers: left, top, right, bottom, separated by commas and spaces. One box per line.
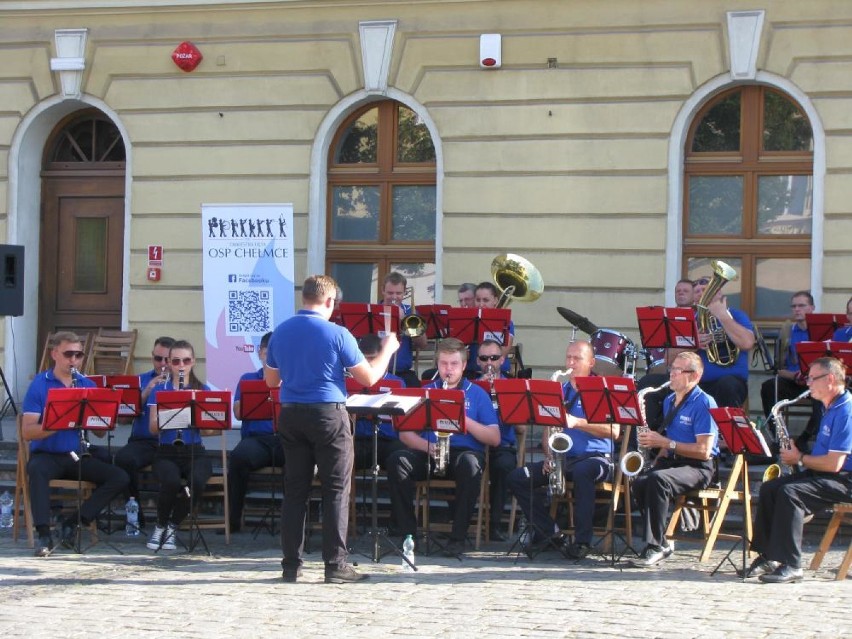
400, 286, 427, 338
491, 254, 544, 309
695, 260, 740, 366
621, 381, 671, 477
434, 377, 452, 477
762, 389, 810, 482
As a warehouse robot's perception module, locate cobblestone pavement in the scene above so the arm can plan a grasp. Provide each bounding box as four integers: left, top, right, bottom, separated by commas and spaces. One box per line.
0, 527, 849, 639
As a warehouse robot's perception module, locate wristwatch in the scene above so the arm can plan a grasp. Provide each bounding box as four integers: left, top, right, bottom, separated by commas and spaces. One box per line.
668, 439, 677, 451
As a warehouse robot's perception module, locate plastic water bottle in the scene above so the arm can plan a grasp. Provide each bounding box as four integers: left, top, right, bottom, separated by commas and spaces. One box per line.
0, 491, 12, 529
125, 497, 140, 536
402, 534, 415, 572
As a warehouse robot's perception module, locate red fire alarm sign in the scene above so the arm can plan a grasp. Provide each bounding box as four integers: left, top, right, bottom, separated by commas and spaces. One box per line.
147, 267, 161, 282
172, 41, 203, 72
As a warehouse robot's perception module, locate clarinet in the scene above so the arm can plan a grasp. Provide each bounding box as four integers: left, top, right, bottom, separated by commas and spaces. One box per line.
174, 369, 186, 446
69, 366, 91, 461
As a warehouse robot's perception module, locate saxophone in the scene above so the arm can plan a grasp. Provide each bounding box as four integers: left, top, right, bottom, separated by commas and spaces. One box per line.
763, 389, 811, 482
620, 381, 671, 477
546, 368, 574, 496
434, 377, 452, 477
695, 260, 739, 366
174, 369, 186, 446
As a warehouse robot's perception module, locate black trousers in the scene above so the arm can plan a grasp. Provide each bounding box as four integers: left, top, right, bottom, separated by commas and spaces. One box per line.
27, 452, 129, 529
114, 438, 158, 500
751, 470, 852, 568
387, 447, 485, 542
488, 447, 517, 532
632, 458, 713, 548
278, 403, 352, 570
699, 375, 748, 408
506, 455, 611, 545
228, 433, 284, 528
151, 445, 213, 527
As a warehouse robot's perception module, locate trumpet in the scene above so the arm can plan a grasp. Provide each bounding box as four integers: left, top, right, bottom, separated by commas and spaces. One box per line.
620, 381, 671, 478
485, 363, 499, 411
434, 377, 452, 477
762, 389, 810, 482
174, 369, 186, 446
695, 260, 740, 366
399, 286, 426, 338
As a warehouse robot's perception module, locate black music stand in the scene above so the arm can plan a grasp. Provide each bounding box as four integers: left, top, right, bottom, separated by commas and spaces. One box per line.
574, 375, 643, 564
708, 406, 768, 580
156, 389, 232, 555
494, 378, 569, 560
43, 387, 123, 553
805, 313, 847, 342
391, 387, 466, 558
346, 384, 419, 567
0, 362, 17, 421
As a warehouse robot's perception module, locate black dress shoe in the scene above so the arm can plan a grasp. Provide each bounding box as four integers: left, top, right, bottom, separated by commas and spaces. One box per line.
324, 564, 368, 584
34, 534, 53, 557
565, 542, 591, 560
759, 564, 803, 584
739, 556, 779, 579
60, 520, 79, 550
282, 566, 303, 583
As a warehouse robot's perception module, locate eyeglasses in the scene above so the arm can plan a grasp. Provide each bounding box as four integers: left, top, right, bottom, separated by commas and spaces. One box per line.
478, 354, 501, 362
62, 350, 85, 360
152, 355, 167, 363
669, 367, 695, 375
806, 373, 829, 384
790, 304, 810, 309
694, 279, 710, 286
170, 357, 193, 366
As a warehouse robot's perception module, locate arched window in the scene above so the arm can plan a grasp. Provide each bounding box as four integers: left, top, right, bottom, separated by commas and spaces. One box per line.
683, 85, 813, 320
326, 100, 436, 302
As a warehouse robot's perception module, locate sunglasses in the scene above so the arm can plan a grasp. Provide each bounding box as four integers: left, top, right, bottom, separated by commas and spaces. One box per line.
152, 355, 167, 363
62, 350, 85, 360
170, 357, 193, 366
478, 354, 501, 362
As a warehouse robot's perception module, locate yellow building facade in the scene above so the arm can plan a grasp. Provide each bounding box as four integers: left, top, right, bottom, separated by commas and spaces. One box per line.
0, 0, 849, 403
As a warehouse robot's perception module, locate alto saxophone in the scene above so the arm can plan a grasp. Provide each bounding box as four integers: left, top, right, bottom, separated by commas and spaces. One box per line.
546, 367, 574, 496
763, 389, 811, 481
620, 381, 671, 477
434, 377, 452, 477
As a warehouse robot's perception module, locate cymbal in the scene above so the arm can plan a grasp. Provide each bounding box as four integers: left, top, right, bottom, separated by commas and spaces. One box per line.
556, 307, 599, 335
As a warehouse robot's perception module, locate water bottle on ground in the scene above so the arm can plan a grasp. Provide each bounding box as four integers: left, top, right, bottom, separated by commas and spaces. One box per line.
125, 497, 140, 536
402, 534, 415, 572
0, 491, 12, 529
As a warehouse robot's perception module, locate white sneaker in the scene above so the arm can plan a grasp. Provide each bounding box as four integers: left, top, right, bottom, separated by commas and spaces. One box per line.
161, 524, 177, 551
146, 525, 165, 550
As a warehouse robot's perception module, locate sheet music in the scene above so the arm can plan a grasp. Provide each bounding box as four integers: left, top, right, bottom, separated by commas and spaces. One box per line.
345, 392, 422, 415
158, 407, 192, 430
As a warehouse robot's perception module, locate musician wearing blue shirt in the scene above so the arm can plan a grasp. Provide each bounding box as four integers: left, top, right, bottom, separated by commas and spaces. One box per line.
463, 282, 515, 378
228, 332, 284, 533
746, 357, 852, 583
113, 336, 173, 527
21, 332, 129, 556
265, 275, 398, 584
630, 351, 719, 568
507, 340, 616, 560
386, 337, 500, 557
833, 296, 852, 342
146, 340, 215, 552
381, 272, 428, 389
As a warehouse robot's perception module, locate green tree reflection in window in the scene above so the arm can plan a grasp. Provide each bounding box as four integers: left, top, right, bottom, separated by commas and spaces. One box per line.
692, 92, 741, 152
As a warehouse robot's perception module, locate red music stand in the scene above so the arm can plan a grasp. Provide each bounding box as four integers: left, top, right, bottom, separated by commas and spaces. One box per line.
238, 380, 276, 421
445, 307, 511, 347
391, 388, 466, 434
106, 375, 142, 418
795, 341, 852, 375
491, 378, 566, 427
710, 407, 770, 458
636, 306, 699, 349
806, 313, 848, 342
416, 304, 452, 339
573, 376, 642, 426
332, 302, 400, 338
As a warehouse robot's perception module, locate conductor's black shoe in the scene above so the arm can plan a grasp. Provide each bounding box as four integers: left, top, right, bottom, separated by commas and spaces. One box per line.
740, 555, 779, 579
759, 564, 803, 584
629, 543, 672, 568
34, 534, 53, 557
60, 520, 78, 550
565, 541, 591, 560
281, 566, 303, 583
324, 564, 369, 584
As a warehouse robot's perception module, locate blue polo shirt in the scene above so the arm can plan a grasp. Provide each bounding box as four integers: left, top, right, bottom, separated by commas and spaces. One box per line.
833, 326, 852, 342
235, 368, 274, 438
419, 379, 499, 453
811, 391, 852, 472
700, 307, 753, 382
662, 386, 720, 456
353, 372, 405, 439
267, 309, 365, 403
129, 369, 159, 441
149, 380, 212, 446
23, 370, 96, 454
784, 324, 810, 373
465, 320, 516, 376
560, 383, 614, 456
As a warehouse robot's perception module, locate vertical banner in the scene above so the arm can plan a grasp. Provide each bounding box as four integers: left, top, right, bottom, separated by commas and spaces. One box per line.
202, 203, 295, 392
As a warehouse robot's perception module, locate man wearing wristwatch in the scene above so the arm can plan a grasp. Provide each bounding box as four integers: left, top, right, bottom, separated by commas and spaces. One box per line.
745, 356, 852, 584
629, 351, 719, 568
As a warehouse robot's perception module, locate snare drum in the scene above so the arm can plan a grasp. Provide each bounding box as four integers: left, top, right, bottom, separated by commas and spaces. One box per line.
591, 329, 634, 375
644, 347, 668, 375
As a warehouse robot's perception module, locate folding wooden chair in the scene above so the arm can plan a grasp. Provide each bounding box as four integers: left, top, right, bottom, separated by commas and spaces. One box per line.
809, 502, 852, 580
85, 328, 138, 376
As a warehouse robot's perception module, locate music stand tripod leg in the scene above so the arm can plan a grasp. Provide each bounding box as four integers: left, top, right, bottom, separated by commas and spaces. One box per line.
0, 364, 18, 422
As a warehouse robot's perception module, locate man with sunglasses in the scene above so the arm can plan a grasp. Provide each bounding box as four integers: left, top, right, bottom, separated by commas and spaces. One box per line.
745, 357, 852, 584
113, 336, 174, 529
629, 351, 719, 568
21, 331, 130, 556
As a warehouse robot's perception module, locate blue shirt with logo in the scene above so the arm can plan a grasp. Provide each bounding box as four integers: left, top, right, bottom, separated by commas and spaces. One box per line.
560, 383, 614, 456
662, 386, 719, 456
417, 379, 498, 453
235, 368, 274, 438
23, 370, 96, 454
811, 390, 852, 472
129, 369, 160, 440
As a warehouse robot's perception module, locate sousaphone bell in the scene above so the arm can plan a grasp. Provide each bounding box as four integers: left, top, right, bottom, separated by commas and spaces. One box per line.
491, 253, 544, 309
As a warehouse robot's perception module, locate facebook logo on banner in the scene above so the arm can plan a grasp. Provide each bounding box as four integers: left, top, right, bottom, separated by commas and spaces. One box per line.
228, 274, 237, 283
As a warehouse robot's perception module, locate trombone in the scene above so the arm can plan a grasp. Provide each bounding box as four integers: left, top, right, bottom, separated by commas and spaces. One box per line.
399, 286, 427, 338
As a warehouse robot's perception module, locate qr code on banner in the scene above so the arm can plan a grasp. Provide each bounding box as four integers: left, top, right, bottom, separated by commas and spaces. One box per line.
227, 289, 272, 335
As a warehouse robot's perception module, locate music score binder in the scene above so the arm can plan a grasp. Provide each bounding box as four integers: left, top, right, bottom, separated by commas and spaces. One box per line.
805, 313, 848, 342
87, 374, 142, 417
345, 377, 404, 396
636, 306, 698, 349
573, 376, 642, 425
709, 407, 771, 457
332, 302, 400, 338
156, 390, 233, 430
445, 307, 511, 346
238, 379, 276, 421
489, 378, 566, 426
43, 387, 122, 431
794, 340, 852, 375
390, 388, 466, 434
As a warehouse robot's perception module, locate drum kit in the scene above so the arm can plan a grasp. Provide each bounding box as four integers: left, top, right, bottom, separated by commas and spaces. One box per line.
556, 306, 664, 378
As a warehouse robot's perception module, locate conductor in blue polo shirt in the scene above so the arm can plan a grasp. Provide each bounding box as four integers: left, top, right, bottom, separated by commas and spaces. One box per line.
21, 331, 129, 556
265, 275, 398, 584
